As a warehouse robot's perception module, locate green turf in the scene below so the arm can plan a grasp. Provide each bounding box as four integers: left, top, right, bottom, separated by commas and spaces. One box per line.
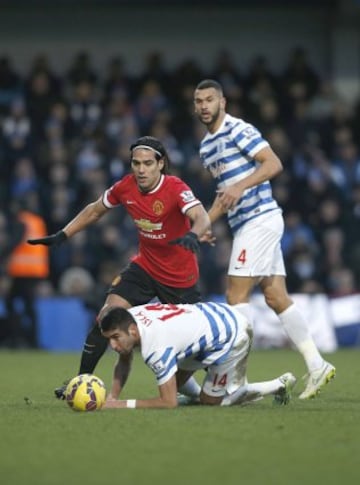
0, 348, 359, 485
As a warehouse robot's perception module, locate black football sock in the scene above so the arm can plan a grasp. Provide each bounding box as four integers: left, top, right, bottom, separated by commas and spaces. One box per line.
78, 323, 108, 374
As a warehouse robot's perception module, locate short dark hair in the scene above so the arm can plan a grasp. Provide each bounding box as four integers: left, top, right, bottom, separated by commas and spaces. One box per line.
99, 307, 136, 334
195, 79, 223, 95
130, 136, 170, 174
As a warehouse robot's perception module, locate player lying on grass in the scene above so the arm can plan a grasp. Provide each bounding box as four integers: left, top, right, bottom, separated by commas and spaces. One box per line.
99, 302, 296, 409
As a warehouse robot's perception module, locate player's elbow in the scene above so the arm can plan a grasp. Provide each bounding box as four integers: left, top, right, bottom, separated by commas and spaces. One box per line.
273, 156, 283, 176
168, 401, 178, 409
168, 394, 179, 408
276, 163, 283, 176
160, 394, 178, 409
88, 199, 108, 221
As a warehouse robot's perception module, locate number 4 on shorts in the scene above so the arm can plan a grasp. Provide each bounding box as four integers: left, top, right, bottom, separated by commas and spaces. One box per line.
237, 249, 247, 264
213, 373, 228, 386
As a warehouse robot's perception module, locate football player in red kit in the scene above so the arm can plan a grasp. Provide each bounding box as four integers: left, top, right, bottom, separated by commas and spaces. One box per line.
28, 136, 211, 401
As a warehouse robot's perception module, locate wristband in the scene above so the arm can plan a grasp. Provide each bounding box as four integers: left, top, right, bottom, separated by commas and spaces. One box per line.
56, 230, 68, 243
126, 399, 136, 409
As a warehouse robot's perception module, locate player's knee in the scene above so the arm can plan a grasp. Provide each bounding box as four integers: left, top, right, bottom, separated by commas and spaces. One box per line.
225, 288, 248, 306
199, 390, 222, 406
263, 291, 279, 311
263, 289, 291, 313
97, 298, 121, 321
89, 322, 102, 337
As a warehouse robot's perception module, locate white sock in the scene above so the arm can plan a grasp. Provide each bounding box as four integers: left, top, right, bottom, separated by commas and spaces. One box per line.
221, 378, 281, 406
278, 304, 323, 372
221, 386, 247, 406
178, 376, 201, 398
246, 378, 281, 396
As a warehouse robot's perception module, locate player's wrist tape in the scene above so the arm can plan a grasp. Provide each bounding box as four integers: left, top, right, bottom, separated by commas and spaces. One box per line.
126, 399, 136, 409
188, 231, 198, 240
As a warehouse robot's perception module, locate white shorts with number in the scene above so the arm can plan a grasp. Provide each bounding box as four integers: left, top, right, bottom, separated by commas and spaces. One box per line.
228, 210, 286, 277
202, 326, 253, 398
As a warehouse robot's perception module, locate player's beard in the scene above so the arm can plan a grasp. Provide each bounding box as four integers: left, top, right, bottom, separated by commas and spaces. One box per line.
200, 105, 221, 130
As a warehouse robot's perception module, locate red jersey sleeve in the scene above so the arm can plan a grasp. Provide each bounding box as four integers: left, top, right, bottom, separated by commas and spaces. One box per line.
170, 177, 201, 214
102, 175, 134, 208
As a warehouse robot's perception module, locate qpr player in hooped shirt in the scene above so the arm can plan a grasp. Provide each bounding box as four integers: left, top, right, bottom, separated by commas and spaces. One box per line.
100, 302, 297, 409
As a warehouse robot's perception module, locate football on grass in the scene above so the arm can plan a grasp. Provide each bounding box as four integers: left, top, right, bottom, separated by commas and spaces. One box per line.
65, 374, 106, 411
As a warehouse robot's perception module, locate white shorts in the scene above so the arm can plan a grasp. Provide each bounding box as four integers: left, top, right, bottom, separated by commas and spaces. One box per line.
228, 211, 286, 277
202, 326, 252, 398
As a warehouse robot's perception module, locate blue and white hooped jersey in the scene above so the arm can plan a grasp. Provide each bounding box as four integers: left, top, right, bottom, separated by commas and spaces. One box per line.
129, 302, 248, 386
199, 113, 280, 234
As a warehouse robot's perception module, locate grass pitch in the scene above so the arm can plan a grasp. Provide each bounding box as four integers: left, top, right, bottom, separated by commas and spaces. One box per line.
0, 348, 359, 485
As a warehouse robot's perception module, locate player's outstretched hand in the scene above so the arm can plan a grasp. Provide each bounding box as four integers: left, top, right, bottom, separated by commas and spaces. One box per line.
27, 230, 67, 247
169, 231, 200, 254
198, 230, 216, 247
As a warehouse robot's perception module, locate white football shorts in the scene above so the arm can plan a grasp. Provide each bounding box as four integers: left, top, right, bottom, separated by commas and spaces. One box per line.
228, 211, 286, 277
202, 326, 252, 398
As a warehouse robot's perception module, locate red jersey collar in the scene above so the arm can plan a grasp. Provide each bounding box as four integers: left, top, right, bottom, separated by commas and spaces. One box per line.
146, 174, 165, 194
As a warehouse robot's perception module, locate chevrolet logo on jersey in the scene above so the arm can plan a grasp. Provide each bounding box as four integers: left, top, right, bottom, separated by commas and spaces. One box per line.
134, 218, 163, 232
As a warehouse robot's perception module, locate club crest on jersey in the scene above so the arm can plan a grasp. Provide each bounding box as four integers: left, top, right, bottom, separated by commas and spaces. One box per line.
149, 359, 166, 374
242, 126, 258, 139
152, 200, 164, 216
180, 190, 196, 203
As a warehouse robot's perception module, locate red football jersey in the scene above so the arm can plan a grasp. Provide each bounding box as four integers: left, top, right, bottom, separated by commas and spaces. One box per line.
103, 174, 201, 287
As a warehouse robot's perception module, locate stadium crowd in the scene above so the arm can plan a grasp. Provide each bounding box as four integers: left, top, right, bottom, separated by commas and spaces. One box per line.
1, 47, 360, 311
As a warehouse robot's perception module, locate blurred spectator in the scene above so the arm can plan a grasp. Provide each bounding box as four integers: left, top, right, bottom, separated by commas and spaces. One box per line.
58, 266, 95, 297
327, 267, 357, 297
331, 141, 360, 195
256, 97, 283, 137
307, 80, 342, 121
103, 94, 138, 151
103, 56, 133, 101
246, 55, 279, 99
281, 47, 320, 102
0, 56, 22, 115
2, 97, 33, 164
10, 157, 40, 199
3, 198, 49, 347
68, 80, 102, 139
211, 49, 243, 99
172, 58, 204, 97
320, 99, 353, 156
282, 211, 317, 258
27, 54, 61, 96
138, 51, 170, 96
67, 51, 97, 87
134, 79, 169, 134
286, 248, 321, 292
25, 70, 58, 141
